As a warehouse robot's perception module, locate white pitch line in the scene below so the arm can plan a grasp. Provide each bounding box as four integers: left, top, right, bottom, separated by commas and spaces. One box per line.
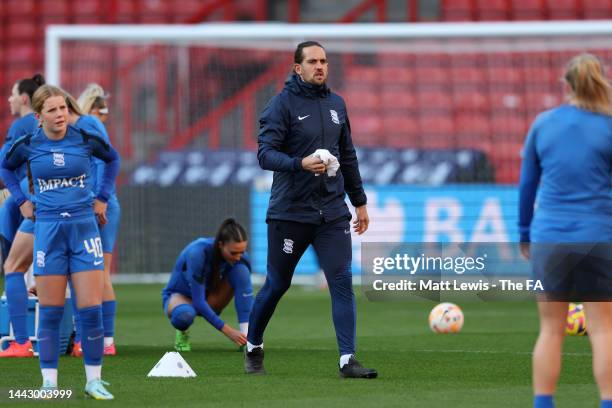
416, 349, 591, 357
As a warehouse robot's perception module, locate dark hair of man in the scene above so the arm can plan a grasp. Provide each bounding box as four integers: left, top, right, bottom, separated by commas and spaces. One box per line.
294, 41, 324, 64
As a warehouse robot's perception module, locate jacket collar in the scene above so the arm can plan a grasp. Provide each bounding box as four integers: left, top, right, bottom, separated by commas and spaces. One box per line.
285, 73, 330, 99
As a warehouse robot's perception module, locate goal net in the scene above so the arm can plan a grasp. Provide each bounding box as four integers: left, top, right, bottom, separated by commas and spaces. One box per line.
46, 22, 612, 280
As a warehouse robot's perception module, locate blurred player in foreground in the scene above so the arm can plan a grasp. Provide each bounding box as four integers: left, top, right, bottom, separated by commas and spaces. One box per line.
245, 41, 376, 378
0, 73, 45, 358
0, 85, 120, 399
519, 53, 612, 408
162, 218, 252, 351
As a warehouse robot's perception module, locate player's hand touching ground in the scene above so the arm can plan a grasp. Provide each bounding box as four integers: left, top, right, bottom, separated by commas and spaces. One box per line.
221, 324, 247, 346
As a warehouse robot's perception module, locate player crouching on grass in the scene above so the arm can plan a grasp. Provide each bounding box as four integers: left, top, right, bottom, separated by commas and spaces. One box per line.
161, 219, 252, 351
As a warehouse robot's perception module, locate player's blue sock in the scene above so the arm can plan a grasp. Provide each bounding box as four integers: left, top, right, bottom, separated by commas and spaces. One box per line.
102, 300, 116, 338
38, 306, 64, 369
601, 400, 612, 408
227, 263, 253, 324
79, 305, 103, 366
5, 273, 29, 344
170, 304, 195, 331
534, 395, 554, 408
69, 282, 81, 343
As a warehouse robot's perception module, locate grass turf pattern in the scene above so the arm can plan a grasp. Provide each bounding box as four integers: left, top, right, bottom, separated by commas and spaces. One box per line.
0, 284, 597, 407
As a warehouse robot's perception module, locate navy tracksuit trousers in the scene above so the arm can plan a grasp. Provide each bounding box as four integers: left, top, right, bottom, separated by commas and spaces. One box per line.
247, 217, 356, 355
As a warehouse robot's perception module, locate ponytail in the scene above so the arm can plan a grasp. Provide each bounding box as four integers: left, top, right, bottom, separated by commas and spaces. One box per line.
77, 83, 107, 114
16, 73, 46, 104
564, 53, 612, 115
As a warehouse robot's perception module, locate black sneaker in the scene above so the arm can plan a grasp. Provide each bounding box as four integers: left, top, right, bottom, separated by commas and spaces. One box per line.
245, 347, 266, 375
339, 356, 378, 379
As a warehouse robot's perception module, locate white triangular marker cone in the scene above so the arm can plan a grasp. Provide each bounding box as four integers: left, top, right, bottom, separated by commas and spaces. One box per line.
147, 352, 197, 377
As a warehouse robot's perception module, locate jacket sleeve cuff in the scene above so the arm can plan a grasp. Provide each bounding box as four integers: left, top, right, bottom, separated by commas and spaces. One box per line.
349, 192, 367, 208
519, 232, 530, 243
293, 157, 303, 171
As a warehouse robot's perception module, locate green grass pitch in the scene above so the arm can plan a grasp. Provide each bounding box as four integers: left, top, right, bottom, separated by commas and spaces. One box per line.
0, 284, 597, 407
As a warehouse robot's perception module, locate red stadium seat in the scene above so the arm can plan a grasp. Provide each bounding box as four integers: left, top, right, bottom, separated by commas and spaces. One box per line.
453, 90, 490, 112
546, 0, 580, 19
3, 0, 35, 16
582, 0, 612, 19
380, 88, 417, 110
378, 53, 414, 67
451, 66, 487, 85
39, 0, 69, 17
510, 0, 546, 20
174, 0, 210, 21
490, 113, 529, 137
343, 88, 380, 111
524, 91, 561, 111
487, 66, 524, 88
456, 113, 491, 134
476, 0, 510, 20
489, 91, 524, 111
449, 52, 487, 68
417, 90, 454, 111
344, 67, 379, 84
350, 115, 383, 135
419, 115, 454, 137
494, 161, 521, 184
378, 66, 415, 84
441, 0, 475, 21
6, 22, 42, 42
383, 115, 420, 135
414, 66, 450, 86
6, 44, 41, 66
385, 133, 421, 148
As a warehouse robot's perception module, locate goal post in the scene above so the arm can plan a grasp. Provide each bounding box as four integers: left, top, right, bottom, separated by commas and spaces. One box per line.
45, 21, 612, 281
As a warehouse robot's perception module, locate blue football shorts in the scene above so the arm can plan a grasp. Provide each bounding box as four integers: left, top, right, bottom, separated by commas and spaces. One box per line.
531, 242, 612, 301
33, 216, 104, 276
18, 218, 34, 234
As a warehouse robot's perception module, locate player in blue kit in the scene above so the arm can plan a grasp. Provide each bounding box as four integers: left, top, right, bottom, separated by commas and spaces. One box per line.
0, 73, 45, 358
519, 54, 612, 408
162, 218, 252, 351
0, 85, 120, 399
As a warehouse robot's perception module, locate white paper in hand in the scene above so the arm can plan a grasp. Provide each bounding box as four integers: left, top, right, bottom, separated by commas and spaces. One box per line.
312, 149, 340, 177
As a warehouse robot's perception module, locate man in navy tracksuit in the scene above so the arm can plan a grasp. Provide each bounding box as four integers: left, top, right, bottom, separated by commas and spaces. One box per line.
245, 41, 377, 379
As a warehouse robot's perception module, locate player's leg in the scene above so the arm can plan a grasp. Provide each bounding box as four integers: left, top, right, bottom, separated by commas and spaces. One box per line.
584, 302, 612, 404
247, 220, 312, 347
245, 220, 313, 374
226, 262, 253, 336
100, 199, 120, 355
70, 218, 112, 400
207, 279, 234, 315
532, 300, 567, 407
313, 217, 376, 378
0, 223, 35, 358
165, 293, 196, 351
32, 219, 68, 389
36, 275, 68, 390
